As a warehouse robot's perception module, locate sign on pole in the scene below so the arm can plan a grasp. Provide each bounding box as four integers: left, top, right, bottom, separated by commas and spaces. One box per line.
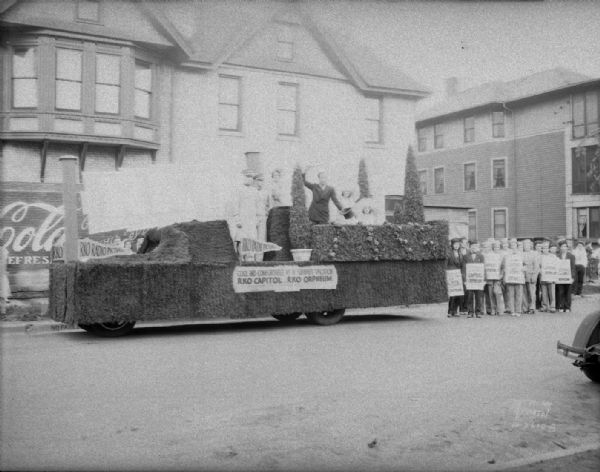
446, 269, 464, 297
465, 263, 485, 290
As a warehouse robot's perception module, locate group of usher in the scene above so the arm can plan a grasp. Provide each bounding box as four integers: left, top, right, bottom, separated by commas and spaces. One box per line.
446, 237, 600, 318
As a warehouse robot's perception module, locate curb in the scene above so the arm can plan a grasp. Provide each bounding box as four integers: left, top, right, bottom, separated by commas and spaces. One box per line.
485, 442, 600, 470
2, 293, 598, 335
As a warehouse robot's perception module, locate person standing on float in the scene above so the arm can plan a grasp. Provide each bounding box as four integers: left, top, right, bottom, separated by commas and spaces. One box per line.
303, 166, 344, 224
231, 169, 260, 253
253, 173, 269, 243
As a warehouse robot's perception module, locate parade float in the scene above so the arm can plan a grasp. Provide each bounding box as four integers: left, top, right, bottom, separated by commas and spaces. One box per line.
48, 152, 448, 336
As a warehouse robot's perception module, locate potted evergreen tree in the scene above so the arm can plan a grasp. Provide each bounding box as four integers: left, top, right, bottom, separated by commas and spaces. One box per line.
289, 165, 313, 261
394, 146, 425, 224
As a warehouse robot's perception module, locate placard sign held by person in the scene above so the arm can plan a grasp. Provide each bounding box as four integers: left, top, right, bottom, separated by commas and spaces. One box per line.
446, 269, 464, 297
465, 263, 485, 290
484, 253, 501, 280
556, 259, 574, 284
541, 258, 558, 283
504, 254, 525, 284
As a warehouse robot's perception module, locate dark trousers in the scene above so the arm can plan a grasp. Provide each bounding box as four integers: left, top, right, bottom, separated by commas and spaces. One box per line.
460, 287, 467, 312
556, 284, 572, 310
536, 273, 542, 309
466, 290, 485, 315
574, 265, 585, 295
448, 296, 462, 315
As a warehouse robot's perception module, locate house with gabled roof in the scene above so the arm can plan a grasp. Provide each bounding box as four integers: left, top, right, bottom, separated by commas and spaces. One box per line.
415, 68, 600, 242
0, 0, 428, 292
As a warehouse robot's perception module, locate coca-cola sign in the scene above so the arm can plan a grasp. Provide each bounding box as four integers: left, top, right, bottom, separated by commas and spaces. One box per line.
0, 191, 87, 267
1, 190, 147, 269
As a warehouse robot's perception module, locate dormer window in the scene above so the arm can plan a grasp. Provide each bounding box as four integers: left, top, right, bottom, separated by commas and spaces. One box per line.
277, 24, 294, 62
77, 0, 100, 23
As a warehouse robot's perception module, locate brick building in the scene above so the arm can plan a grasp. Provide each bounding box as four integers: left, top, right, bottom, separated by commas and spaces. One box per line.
1, 0, 428, 292
415, 68, 600, 242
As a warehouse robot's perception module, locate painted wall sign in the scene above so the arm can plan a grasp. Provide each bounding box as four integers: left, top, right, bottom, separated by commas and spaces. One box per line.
233, 265, 338, 293
1, 188, 149, 291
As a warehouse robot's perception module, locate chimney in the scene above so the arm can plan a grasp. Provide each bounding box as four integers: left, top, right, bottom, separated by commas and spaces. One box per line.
445, 77, 459, 98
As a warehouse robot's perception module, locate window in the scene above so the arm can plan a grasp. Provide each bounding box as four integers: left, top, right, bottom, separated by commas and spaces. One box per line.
365, 97, 382, 143
12, 47, 37, 108
434, 124, 444, 149
464, 116, 474, 143
434, 167, 444, 194
277, 82, 298, 136
134, 61, 152, 119
418, 170, 428, 195
464, 163, 476, 191
95, 53, 120, 114
492, 158, 506, 189
492, 111, 505, 138
468, 210, 477, 242
276, 24, 294, 62
575, 207, 600, 239
55, 48, 82, 110
384, 195, 403, 223
218, 75, 241, 131
492, 208, 507, 239
572, 145, 600, 194
572, 91, 599, 139
417, 128, 427, 152
77, 0, 100, 22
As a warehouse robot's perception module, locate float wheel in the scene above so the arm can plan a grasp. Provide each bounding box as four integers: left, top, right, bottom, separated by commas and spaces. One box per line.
272, 313, 302, 322
78, 321, 136, 337
305, 308, 345, 326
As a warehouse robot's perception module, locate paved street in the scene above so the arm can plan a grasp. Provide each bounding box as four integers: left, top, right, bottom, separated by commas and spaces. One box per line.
1, 296, 599, 471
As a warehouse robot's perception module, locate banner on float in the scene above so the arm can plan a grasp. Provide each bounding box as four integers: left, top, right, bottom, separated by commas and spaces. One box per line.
51, 237, 133, 262
465, 263, 485, 290
232, 265, 337, 293
504, 255, 525, 284
556, 259, 573, 284
541, 258, 558, 283
483, 253, 501, 280
446, 269, 464, 297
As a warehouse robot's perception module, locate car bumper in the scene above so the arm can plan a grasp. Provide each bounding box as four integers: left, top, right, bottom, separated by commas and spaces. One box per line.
556, 340, 585, 359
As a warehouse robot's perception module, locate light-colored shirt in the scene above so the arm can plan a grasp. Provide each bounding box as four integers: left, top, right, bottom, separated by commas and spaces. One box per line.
573, 247, 588, 267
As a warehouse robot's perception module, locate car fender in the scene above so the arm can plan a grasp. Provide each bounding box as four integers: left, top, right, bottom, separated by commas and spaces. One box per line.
571, 310, 600, 349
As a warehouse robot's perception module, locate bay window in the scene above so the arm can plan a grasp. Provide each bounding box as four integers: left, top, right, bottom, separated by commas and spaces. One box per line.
135, 60, 152, 119
5, 36, 158, 146
12, 47, 37, 108
55, 48, 82, 110
95, 53, 121, 114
